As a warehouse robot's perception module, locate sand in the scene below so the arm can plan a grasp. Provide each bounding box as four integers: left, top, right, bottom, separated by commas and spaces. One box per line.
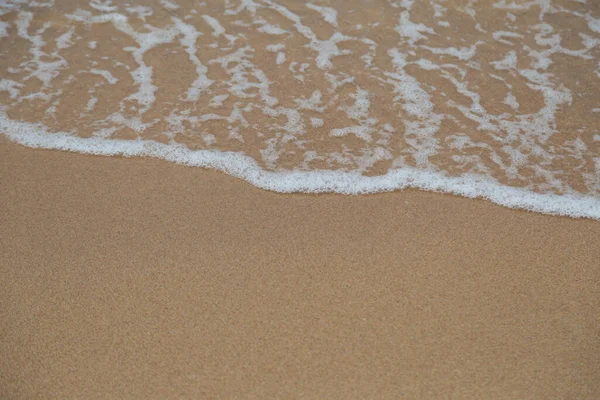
1, 137, 599, 399
2, 1, 600, 397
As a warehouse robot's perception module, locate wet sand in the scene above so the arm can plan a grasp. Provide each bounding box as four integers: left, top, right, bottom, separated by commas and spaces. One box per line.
1, 137, 599, 399
3, 0, 600, 218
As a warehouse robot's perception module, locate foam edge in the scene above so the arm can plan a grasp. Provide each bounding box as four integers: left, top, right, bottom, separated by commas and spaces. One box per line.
2, 114, 599, 220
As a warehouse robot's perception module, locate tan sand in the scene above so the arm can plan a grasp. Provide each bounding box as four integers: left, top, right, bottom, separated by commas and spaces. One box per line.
1, 137, 599, 399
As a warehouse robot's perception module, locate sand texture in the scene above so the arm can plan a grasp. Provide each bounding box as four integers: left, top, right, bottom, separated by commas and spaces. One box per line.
2, 138, 599, 399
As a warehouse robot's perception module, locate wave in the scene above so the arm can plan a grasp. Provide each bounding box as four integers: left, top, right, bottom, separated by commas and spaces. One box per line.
1, 0, 599, 219
3, 114, 598, 219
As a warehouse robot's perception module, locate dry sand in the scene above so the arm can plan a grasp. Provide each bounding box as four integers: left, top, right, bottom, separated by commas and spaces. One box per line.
1, 137, 599, 399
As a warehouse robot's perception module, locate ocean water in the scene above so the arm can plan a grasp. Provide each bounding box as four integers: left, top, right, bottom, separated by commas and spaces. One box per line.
1, 0, 599, 219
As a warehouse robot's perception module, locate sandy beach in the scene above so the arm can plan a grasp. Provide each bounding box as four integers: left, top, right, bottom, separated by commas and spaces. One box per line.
2, 137, 599, 399
2, 0, 600, 396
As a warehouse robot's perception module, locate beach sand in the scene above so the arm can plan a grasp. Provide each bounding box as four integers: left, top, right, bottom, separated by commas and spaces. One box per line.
1, 137, 599, 399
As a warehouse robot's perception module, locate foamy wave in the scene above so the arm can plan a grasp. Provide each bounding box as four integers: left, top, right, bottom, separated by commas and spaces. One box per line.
1, 0, 599, 219
3, 115, 599, 219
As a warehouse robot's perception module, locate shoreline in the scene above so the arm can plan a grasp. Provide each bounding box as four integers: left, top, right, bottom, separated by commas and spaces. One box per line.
2, 119, 599, 220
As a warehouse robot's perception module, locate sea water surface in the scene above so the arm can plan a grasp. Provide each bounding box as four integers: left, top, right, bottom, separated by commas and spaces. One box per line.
1, 0, 599, 219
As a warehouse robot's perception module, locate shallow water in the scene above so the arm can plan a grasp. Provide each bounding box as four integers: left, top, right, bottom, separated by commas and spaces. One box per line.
1, 0, 599, 218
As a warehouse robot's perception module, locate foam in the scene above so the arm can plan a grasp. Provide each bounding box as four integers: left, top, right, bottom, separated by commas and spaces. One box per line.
310, 118, 324, 128
396, 0, 435, 44
385, 49, 443, 167
89, 0, 117, 13
55, 30, 74, 49
2, 0, 599, 221
306, 3, 338, 28
262, 0, 352, 70
202, 15, 225, 37
16, 11, 66, 90
0, 79, 23, 99
266, 43, 287, 65
2, 114, 598, 220
89, 69, 118, 84
330, 126, 373, 142
160, 0, 179, 11
422, 42, 481, 61
173, 17, 214, 102
125, 6, 153, 20
257, 24, 287, 35
84, 96, 98, 113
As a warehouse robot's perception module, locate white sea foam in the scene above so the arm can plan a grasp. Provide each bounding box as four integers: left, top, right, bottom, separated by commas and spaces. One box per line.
1, 0, 599, 220
160, 0, 180, 10
2, 115, 598, 219
306, 3, 338, 28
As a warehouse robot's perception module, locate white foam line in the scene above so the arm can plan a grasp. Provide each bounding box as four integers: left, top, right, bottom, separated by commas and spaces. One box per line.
1, 114, 599, 220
